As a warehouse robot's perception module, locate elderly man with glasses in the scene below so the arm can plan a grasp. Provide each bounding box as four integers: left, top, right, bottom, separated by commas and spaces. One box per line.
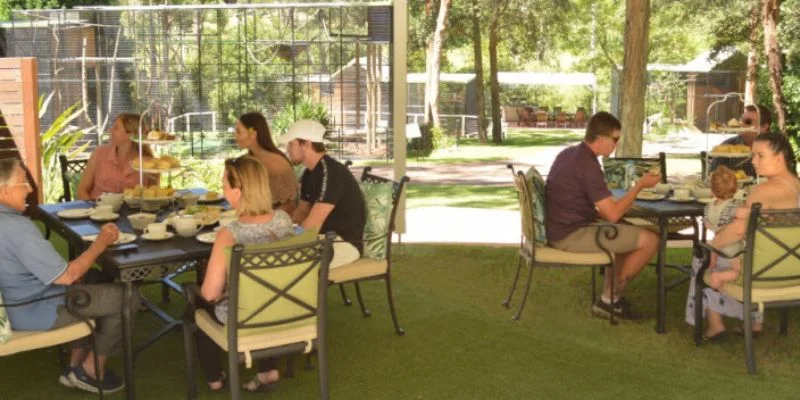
0, 158, 140, 394
545, 111, 661, 321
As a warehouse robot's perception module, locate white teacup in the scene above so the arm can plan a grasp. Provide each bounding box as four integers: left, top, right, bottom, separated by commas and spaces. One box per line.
128, 212, 157, 231
144, 222, 168, 238
94, 204, 114, 218
97, 192, 124, 212
174, 216, 204, 237
674, 188, 691, 199
654, 183, 671, 195
178, 192, 200, 208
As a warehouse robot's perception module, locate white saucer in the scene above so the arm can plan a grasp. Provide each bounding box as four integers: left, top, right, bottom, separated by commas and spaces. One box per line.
82, 232, 137, 245
90, 212, 119, 222
198, 194, 223, 203
668, 196, 695, 203
696, 197, 714, 205
57, 208, 94, 219
636, 193, 665, 201
196, 232, 217, 244
142, 232, 175, 241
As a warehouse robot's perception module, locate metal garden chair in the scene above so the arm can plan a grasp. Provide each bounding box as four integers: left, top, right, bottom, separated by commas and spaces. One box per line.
694, 203, 800, 374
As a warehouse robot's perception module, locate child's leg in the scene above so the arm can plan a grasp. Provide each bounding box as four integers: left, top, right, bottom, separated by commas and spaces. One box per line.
709, 268, 739, 290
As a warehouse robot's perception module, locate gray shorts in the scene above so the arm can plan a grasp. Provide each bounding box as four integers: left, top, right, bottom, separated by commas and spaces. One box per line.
550, 224, 642, 254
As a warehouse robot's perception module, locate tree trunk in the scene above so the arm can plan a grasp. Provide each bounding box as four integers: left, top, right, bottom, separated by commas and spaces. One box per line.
617, 0, 650, 157
423, 0, 451, 128
471, 9, 488, 144
744, 0, 760, 105
763, 0, 786, 134
366, 45, 376, 151
489, 4, 503, 144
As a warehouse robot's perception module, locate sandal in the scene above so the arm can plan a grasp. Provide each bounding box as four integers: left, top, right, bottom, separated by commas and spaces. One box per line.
208, 371, 226, 392
732, 324, 762, 339
242, 376, 277, 393
702, 331, 729, 343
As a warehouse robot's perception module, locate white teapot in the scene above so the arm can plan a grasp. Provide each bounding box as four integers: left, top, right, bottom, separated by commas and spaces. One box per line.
174, 215, 204, 237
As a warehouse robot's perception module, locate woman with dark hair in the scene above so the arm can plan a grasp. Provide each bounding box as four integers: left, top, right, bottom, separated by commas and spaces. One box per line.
77, 113, 158, 200
234, 112, 298, 214
686, 132, 800, 340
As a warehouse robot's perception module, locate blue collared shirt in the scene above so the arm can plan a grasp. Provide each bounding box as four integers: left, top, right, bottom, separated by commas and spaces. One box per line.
0, 204, 67, 330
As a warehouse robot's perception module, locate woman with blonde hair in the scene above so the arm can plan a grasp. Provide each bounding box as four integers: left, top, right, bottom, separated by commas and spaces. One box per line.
77, 113, 158, 200
195, 155, 294, 392
234, 112, 298, 214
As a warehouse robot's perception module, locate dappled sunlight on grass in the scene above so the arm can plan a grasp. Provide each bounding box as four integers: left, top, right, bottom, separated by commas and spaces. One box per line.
406, 184, 517, 209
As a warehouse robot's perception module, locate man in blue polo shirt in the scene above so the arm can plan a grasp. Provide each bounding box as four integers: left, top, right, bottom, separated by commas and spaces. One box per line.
546, 112, 660, 321
0, 158, 139, 394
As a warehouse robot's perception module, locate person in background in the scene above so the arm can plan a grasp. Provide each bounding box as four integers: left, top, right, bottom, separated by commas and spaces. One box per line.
195, 155, 294, 393
77, 113, 159, 200
709, 104, 773, 178
233, 112, 298, 215
0, 158, 140, 394
546, 111, 660, 321
280, 119, 365, 269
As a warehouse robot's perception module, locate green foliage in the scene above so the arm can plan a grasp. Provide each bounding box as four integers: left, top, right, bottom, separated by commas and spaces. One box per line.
0, 0, 114, 21
39, 93, 92, 203
646, 71, 687, 122
271, 96, 331, 136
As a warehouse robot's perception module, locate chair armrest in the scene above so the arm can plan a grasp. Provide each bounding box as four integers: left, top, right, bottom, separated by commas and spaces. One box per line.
591, 223, 619, 260
695, 242, 746, 260
0, 288, 96, 327
182, 283, 201, 307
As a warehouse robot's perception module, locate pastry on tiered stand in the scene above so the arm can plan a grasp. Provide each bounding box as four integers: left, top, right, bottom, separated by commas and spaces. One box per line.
132, 155, 181, 172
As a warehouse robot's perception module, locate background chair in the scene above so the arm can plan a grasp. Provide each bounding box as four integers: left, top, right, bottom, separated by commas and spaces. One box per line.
330, 166, 410, 335
183, 231, 333, 400
694, 203, 800, 374
503, 164, 616, 322
573, 108, 587, 128
58, 154, 89, 202
535, 110, 549, 128
0, 289, 104, 398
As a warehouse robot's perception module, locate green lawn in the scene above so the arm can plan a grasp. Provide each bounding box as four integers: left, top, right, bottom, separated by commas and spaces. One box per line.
2, 233, 800, 399
406, 184, 517, 210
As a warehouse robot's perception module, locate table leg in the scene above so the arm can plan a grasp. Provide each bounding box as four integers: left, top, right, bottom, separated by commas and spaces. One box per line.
656, 218, 668, 334
122, 281, 136, 400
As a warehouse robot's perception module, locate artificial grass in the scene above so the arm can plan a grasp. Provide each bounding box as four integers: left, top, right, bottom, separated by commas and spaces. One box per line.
2, 235, 800, 399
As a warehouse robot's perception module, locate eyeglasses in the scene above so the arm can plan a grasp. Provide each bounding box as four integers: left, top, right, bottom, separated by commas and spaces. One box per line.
607, 135, 621, 144
2, 182, 31, 190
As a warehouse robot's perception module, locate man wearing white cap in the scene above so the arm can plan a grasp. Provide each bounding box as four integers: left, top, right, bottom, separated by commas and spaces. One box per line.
279, 119, 365, 268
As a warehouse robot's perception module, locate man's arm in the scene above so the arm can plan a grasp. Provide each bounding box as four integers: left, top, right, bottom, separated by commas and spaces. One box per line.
595, 173, 661, 223
52, 224, 118, 285
292, 200, 312, 224
300, 202, 335, 230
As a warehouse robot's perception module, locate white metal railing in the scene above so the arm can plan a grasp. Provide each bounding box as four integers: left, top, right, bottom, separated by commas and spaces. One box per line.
166, 111, 218, 133
336, 110, 478, 136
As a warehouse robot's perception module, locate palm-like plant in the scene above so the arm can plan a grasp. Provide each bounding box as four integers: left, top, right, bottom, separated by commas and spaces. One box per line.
39, 92, 92, 203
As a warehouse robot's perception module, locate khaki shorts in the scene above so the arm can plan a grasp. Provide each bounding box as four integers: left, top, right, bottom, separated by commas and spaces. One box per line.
550, 224, 642, 254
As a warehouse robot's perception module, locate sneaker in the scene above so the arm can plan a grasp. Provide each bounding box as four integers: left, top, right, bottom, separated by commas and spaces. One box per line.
592, 297, 643, 321
69, 365, 125, 394
58, 366, 75, 388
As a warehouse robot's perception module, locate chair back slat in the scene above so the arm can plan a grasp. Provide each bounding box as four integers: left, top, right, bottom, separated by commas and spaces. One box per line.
741, 205, 800, 288
58, 154, 88, 202
227, 232, 332, 337
512, 170, 536, 246
359, 166, 410, 260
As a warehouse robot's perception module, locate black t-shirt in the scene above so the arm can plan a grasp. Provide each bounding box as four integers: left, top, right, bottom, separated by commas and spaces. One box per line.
300, 155, 366, 253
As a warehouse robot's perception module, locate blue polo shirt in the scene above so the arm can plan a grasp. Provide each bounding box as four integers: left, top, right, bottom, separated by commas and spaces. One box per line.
0, 204, 67, 330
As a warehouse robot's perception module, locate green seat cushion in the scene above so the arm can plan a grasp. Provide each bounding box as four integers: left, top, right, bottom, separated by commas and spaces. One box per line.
737, 226, 800, 288
0, 290, 11, 343
224, 229, 322, 336
360, 182, 394, 260
524, 166, 547, 246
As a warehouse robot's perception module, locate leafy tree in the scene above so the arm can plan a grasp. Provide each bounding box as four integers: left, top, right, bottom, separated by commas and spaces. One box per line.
0, 0, 116, 21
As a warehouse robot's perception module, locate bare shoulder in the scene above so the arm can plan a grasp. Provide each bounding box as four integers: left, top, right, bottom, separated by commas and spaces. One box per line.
260, 152, 292, 171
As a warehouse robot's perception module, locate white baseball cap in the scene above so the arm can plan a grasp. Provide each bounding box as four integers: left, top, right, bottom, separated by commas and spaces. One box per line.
278, 119, 327, 144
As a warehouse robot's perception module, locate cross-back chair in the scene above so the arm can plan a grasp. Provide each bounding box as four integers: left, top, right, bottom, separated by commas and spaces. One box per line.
330, 166, 410, 335
0, 289, 104, 398
183, 231, 334, 399
58, 154, 89, 203
503, 164, 617, 323
694, 203, 800, 374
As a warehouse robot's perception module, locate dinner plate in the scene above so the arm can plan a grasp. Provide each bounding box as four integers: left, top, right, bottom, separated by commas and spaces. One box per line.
141, 232, 175, 241
708, 152, 752, 158
90, 212, 119, 222
83, 232, 137, 246
696, 197, 714, 205
636, 193, 665, 201
57, 208, 95, 219
198, 193, 224, 203
196, 232, 216, 244
667, 196, 695, 203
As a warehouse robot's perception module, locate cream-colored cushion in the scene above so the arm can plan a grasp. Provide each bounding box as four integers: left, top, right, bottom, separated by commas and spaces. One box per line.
195, 309, 316, 355
328, 258, 388, 284
0, 321, 92, 357
703, 273, 800, 304
531, 245, 611, 265
624, 217, 694, 234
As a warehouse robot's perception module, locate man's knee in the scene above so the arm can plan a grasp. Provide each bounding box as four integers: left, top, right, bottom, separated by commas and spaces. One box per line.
637, 229, 659, 251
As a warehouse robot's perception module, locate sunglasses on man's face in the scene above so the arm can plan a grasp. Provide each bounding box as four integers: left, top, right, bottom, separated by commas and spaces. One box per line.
608, 135, 620, 143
